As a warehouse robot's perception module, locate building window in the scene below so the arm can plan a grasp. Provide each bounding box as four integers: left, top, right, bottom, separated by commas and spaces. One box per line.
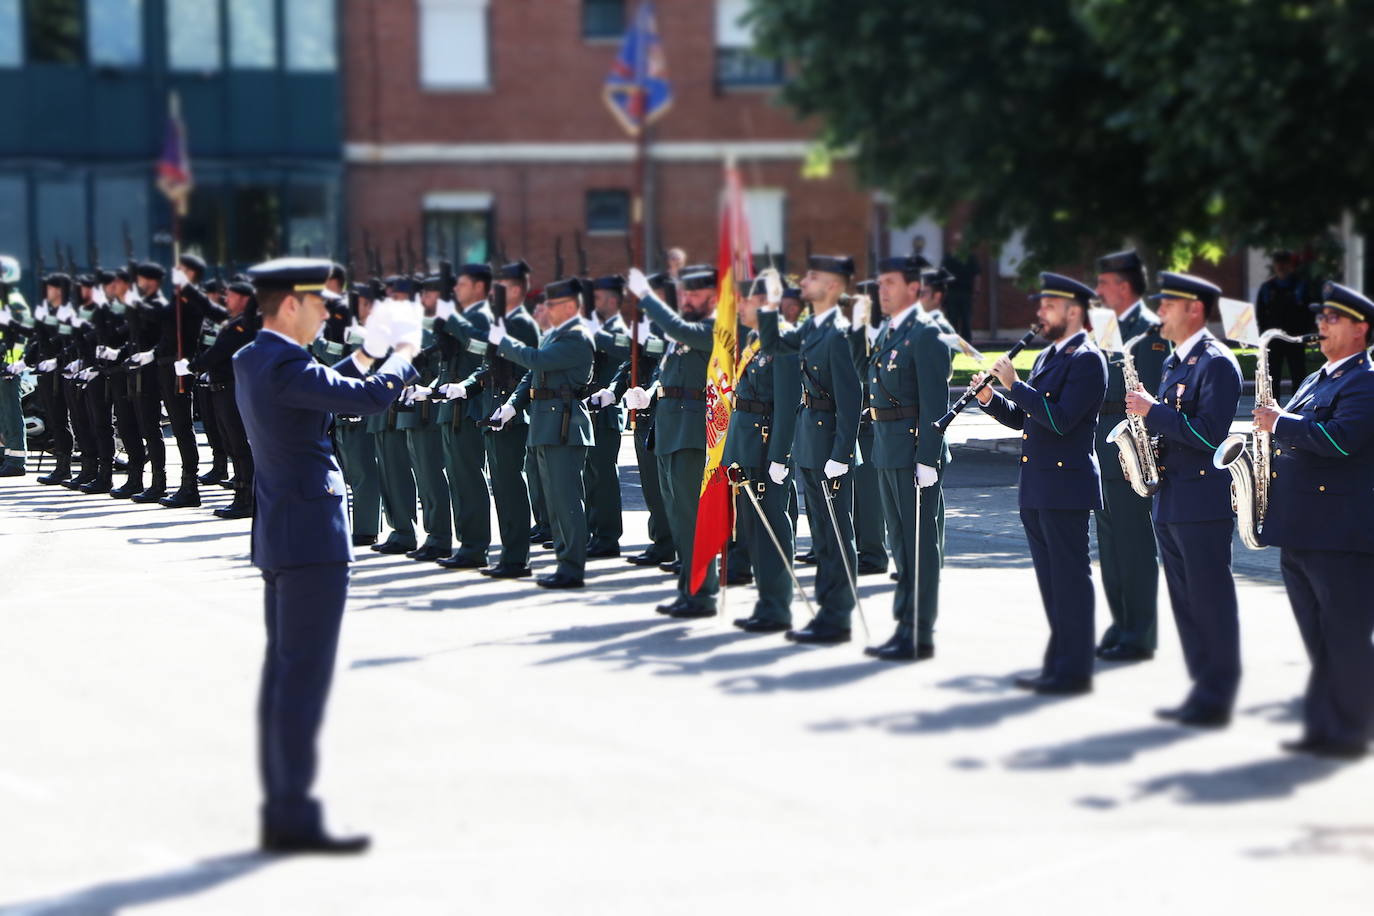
0, 0, 22, 66
167, 0, 222, 72
35, 175, 89, 264
419, 0, 489, 90
582, 0, 623, 39
233, 185, 282, 263
0, 175, 29, 272
285, 0, 337, 73
586, 190, 629, 235
714, 0, 782, 88
87, 0, 142, 67
93, 173, 150, 268
287, 179, 336, 256
423, 192, 492, 266
230, 0, 276, 69
742, 188, 784, 267
27, 0, 82, 65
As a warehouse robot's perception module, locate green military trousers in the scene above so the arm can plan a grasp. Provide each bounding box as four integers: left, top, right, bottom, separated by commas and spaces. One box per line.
336, 423, 381, 539
407, 425, 452, 552
634, 420, 674, 562
527, 444, 549, 539
537, 444, 589, 579
583, 427, 623, 552
879, 464, 945, 643
736, 471, 793, 625
484, 423, 531, 569
854, 426, 888, 572
656, 448, 718, 611
440, 418, 490, 563
799, 468, 856, 627
1094, 477, 1160, 652
373, 428, 417, 550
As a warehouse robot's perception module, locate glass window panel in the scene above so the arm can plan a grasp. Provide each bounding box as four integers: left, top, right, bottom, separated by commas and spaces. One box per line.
230, 0, 275, 69
285, 0, 336, 73
27, 0, 82, 64
181, 183, 228, 270
424, 210, 489, 266
582, 0, 623, 39
586, 190, 629, 234
166, 0, 221, 73
714, 0, 752, 47
0, 175, 30, 275
742, 188, 784, 258
419, 0, 487, 89
232, 185, 281, 263
92, 174, 149, 270
35, 175, 89, 267
287, 179, 336, 257
0, 0, 23, 66
88, 0, 143, 67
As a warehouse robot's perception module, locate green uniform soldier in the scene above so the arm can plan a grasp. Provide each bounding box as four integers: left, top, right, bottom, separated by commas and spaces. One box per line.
0, 256, 31, 475
727, 281, 801, 632
368, 277, 421, 555
489, 277, 596, 588
525, 293, 552, 545
847, 281, 889, 575
444, 260, 541, 577
1093, 249, 1167, 661
395, 277, 455, 561
864, 256, 952, 661
428, 264, 496, 569
920, 268, 960, 338
623, 266, 720, 617
583, 275, 632, 558
759, 255, 864, 645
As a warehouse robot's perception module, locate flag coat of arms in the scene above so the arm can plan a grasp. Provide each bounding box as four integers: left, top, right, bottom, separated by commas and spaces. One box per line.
603, 2, 673, 137
156, 92, 192, 217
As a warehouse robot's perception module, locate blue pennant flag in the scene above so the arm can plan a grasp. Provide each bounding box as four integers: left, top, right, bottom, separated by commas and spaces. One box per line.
603, 2, 673, 136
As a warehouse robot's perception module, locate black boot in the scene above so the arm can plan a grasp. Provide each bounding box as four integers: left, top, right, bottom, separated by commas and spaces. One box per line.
62, 460, 97, 490
129, 469, 168, 503
198, 459, 228, 485
37, 459, 72, 486
80, 463, 114, 495
110, 466, 146, 499
213, 484, 254, 519
159, 475, 201, 508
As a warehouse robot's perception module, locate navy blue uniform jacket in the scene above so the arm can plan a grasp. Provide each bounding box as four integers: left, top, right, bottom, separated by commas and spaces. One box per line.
234, 331, 417, 569
980, 331, 1108, 510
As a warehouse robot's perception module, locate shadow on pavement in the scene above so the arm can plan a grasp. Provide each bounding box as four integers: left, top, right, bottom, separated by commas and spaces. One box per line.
129, 530, 245, 545
719, 659, 902, 695
1243, 696, 1304, 725
810, 691, 1073, 735
1, 850, 275, 915
1003, 725, 1203, 770
1126, 755, 1348, 806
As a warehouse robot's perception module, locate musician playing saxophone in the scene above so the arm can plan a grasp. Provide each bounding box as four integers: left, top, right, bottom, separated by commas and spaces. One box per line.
1253, 282, 1374, 760
1124, 272, 1241, 728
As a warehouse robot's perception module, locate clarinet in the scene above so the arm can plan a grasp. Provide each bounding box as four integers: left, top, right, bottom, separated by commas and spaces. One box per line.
933, 323, 1043, 434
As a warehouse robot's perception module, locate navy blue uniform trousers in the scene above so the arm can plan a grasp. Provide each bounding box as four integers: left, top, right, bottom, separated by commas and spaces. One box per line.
1280, 548, 1374, 747
1020, 508, 1095, 684
1154, 519, 1240, 714
259, 562, 349, 837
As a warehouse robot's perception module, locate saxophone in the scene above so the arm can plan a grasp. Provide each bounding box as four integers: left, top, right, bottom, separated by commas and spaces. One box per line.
1106, 333, 1160, 498
1213, 328, 1321, 550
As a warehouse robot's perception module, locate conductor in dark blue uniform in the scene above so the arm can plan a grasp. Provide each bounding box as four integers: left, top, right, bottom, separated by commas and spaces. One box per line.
1126, 272, 1242, 728
974, 273, 1107, 695
234, 258, 420, 853
1258, 282, 1374, 760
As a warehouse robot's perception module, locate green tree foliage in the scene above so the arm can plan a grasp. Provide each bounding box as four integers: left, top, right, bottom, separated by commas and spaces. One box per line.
747, 0, 1372, 275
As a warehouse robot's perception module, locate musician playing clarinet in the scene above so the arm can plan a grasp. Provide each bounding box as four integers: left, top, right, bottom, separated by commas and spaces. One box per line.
972, 273, 1107, 696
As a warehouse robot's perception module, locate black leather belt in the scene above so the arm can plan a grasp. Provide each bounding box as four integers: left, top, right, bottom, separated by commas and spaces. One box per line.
871, 404, 919, 421
735, 397, 772, 416
660, 386, 705, 401
803, 392, 835, 411
1099, 400, 1126, 415
532, 386, 589, 400
207, 381, 235, 393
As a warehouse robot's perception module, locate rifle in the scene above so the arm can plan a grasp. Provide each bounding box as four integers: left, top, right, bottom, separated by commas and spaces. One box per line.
553, 236, 564, 280
393, 240, 403, 276
497, 237, 509, 266
574, 229, 593, 316
405, 229, 417, 276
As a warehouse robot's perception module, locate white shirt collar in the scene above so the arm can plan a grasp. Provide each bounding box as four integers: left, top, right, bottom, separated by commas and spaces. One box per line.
557, 313, 583, 332
890, 302, 922, 331
1052, 330, 1086, 353
465, 298, 487, 315
1173, 326, 1209, 362
259, 327, 303, 349
926, 307, 944, 322
1322, 351, 1364, 375
816, 306, 838, 327
1121, 300, 1143, 322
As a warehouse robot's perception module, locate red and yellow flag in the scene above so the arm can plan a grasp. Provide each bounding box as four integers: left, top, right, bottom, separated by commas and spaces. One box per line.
690, 161, 752, 593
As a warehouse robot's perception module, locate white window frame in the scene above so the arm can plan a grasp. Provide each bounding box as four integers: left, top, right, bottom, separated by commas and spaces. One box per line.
419, 0, 491, 92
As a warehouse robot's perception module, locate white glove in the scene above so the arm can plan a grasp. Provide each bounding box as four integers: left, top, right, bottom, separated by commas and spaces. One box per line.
761, 267, 783, 306
490, 404, 516, 430
627, 267, 652, 300
102, 346, 121, 360
6, 360, 25, 375
65, 360, 82, 374
387, 301, 424, 351
823, 459, 848, 479
487, 321, 506, 346
72, 313, 88, 328
634, 321, 652, 345
621, 386, 651, 410
56, 304, 75, 323
589, 388, 615, 408
768, 461, 789, 485
361, 305, 394, 359
411, 385, 432, 402
132, 350, 155, 366
439, 382, 468, 400
34, 304, 50, 321
435, 299, 456, 321
916, 463, 938, 489
174, 358, 191, 377
172, 267, 189, 288
80, 368, 97, 381
92, 287, 107, 305
38, 359, 57, 372
0, 312, 10, 326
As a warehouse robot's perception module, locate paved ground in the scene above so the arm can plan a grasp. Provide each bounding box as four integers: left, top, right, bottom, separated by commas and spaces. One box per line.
1, 421, 1370, 915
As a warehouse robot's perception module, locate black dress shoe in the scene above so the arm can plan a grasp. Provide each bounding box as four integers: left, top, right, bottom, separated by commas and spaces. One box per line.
857, 561, 887, 576
352, 534, 378, 548
0, 463, 25, 477
668, 603, 717, 619
213, 503, 254, 520
1013, 675, 1048, 691
889, 572, 899, 582
198, 466, 228, 485
370, 541, 415, 555
586, 544, 621, 559
129, 485, 168, 503
1033, 679, 1092, 696
627, 552, 672, 567
541, 540, 555, 550
437, 553, 486, 568
159, 486, 201, 508
480, 565, 534, 579
62, 474, 94, 490
795, 551, 817, 565
1177, 707, 1231, 729
733, 617, 791, 633
262, 831, 371, 855
1098, 644, 1155, 662
658, 560, 681, 574
867, 641, 935, 663
536, 572, 584, 589
406, 545, 450, 562
80, 478, 113, 495
724, 571, 754, 586
785, 622, 852, 645
1280, 738, 1367, 760
655, 597, 689, 615
36, 468, 71, 486
529, 527, 550, 543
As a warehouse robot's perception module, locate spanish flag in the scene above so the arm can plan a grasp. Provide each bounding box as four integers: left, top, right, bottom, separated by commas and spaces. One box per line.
690, 161, 751, 593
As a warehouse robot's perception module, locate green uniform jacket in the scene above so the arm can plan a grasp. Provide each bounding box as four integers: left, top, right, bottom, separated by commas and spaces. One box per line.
759, 307, 861, 470
868, 309, 952, 469
591, 313, 631, 433
395, 324, 444, 430
637, 293, 714, 456
434, 299, 495, 425
456, 303, 540, 425
722, 326, 800, 471
501, 317, 595, 447
1097, 301, 1169, 481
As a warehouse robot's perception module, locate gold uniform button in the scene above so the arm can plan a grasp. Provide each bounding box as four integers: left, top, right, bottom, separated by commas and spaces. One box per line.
1057, 461, 1063, 467
1272, 472, 1278, 479
1022, 456, 1029, 463
1199, 469, 1206, 476
817, 421, 823, 426
1319, 485, 1326, 492
1275, 448, 1281, 455
1022, 433, 1028, 440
